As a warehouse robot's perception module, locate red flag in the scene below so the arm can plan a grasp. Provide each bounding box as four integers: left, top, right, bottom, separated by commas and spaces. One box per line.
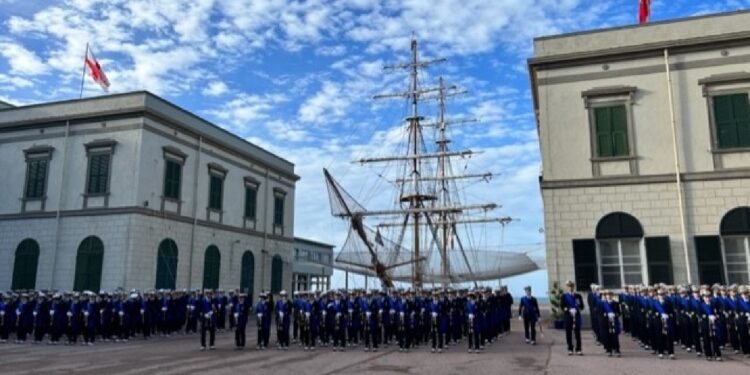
85, 46, 110, 92
638, 0, 650, 24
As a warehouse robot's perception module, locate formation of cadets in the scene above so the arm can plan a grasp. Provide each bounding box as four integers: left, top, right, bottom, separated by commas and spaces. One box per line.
561, 280, 750, 361
0, 286, 526, 354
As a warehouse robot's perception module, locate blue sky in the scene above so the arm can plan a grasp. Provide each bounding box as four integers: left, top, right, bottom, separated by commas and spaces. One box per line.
1, 0, 749, 296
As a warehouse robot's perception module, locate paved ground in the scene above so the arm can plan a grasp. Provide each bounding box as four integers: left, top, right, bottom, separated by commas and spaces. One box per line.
2, 319, 750, 375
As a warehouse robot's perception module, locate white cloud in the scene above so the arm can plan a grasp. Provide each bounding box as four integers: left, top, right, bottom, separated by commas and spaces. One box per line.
202, 80, 229, 96
298, 81, 351, 124
0, 74, 35, 90
0, 41, 48, 75
205, 92, 287, 132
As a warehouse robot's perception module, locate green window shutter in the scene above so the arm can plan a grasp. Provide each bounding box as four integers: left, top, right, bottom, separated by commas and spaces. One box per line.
87, 154, 110, 194
245, 187, 257, 219
25, 159, 47, 199
274, 196, 284, 226
11, 239, 40, 290
271, 255, 283, 293
594, 107, 613, 157
155, 239, 178, 290
695, 235, 725, 285
645, 236, 673, 285
163, 160, 182, 199
240, 251, 255, 295
202, 246, 221, 290
209, 176, 223, 210
733, 93, 750, 147
572, 239, 598, 292
74, 236, 104, 292
610, 105, 629, 156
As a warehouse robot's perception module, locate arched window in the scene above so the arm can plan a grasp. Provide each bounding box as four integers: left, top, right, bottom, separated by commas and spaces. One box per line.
202, 245, 221, 290
271, 254, 283, 294
12, 239, 40, 290
595, 212, 644, 288
240, 251, 254, 295
155, 239, 179, 290
720, 207, 750, 284
74, 236, 104, 292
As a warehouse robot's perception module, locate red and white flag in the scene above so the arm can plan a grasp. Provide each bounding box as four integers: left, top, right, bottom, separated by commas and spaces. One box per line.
84, 46, 110, 92
638, 0, 650, 24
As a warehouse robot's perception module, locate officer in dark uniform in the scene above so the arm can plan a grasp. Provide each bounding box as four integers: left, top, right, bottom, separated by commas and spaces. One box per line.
561, 280, 584, 355
234, 293, 249, 349
199, 290, 217, 351
599, 289, 621, 357
518, 286, 540, 345
276, 290, 292, 350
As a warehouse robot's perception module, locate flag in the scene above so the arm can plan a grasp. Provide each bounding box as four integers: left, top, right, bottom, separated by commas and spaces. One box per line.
374, 228, 384, 246
638, 0, 650, 24
85, 46, 110, 92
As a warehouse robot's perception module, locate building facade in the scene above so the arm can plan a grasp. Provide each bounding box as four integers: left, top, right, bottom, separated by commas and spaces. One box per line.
0, 92, 298, 299
292, 237, 333, 292
530, 11, 750, 291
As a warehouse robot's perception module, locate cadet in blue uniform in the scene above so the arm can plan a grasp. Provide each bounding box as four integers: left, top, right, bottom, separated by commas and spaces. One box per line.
276, 290, 292, 350
428, 290, 446, 353
466, 290, 480, 353
518, 286, 540, 345
738, 286, 750, 356
653, 288, 675, 359
699, 288, 722, 361
600, 290, 621, 357
17, 293, 34, 343
561, 280, 584, 356
330, 290, 347, 351
199, 290, 217, 350
234, 293, 249, 349
256, 292, 271, 350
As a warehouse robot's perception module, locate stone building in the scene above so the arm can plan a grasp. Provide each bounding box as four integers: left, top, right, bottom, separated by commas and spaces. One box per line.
529, 10, 750, 291
292, 237, 334, 292
0, 91, 298, 299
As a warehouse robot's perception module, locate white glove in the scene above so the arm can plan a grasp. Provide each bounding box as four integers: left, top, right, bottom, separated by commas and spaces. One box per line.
205, 313, 211, 319
257, 313, 263, 320
518, 316, 523, 321
188, 305, 195, 311
431, 312, 438, 318
51, 310, 56, 315
140, 309, 145, 314
608, 312, 615, 319
468, 313, 475, 319
0, 311, 5, 316
161, 307, 167, 312
322, 311, 327, 316
33, 311, 38, 317
421, 308, 426, 314
218, 304, 222, 309
16, 309, 21, 316
399, 312, 404, 318
569, 308, 577, 315
280, 312, 285, 319
99, 309, 104, 315
228, 303, 233, 308
67, 311, 72, 317
661, 313, 668, 320
305, 312, 311, 318
234, 313, 239, 319
365, 311, 371, 318
84, 311, 90, 317
336, 312, 342, 318
118, 311, 124, 317
378, 309, 383, 315
390, 309, 395, 315
348, 309, 353, 314
709, 315, 716, 322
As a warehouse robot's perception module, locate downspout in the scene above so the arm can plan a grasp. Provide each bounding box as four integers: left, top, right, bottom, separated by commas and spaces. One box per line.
261, 168, 270, 292
187, 136, 202, 290
50, 120, 70, 289
664, 48, 692, 284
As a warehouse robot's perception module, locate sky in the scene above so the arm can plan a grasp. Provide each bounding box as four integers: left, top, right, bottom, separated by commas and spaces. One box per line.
1, 0, 749, 297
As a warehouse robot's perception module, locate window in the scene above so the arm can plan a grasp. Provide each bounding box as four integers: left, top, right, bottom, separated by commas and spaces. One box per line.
240, 251, 254, 295
271, 255, 283, 293
572, 239, 597, 292
202, 245, 221, 290
593, 212, 645, 289
12, 238, 40, 290
274, 195, 284, 226
646, 236, 673, 285
244, 186, 257, 219
713, 93, 750, 149
24, 158, 48, 199
86, 153, 111, 194
696, 236, 725, 285
155, 239, 178, 290
593, 105, 629, 157
209, 175, 223, 210
724, 237, 749, 284
718, 207, 750, 285
163, 160, 182, 200
73, 236, 104, 292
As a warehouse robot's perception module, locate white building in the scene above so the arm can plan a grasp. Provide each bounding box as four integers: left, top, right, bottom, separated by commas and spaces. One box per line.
0, 91, 298, 299
292, 237, 333, 292
529, 10, 750, 291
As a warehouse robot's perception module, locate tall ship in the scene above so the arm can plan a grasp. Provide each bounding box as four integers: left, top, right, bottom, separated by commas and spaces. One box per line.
324, 39, 540, 288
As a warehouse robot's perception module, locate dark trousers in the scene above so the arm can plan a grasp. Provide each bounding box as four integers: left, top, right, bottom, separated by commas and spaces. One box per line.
701, 325, 721, 358
727, 316, 740, 350
564, 315, 581, 352
235, 325, 246, 347
84, 327, 95, 343
655, 320, 674, 355
691, 316, 703, 353
468, 327, 480, 350
738, 318, 750, 354
604, 328, 620, 354
34, 325, 45, 342
365, 325, 379, 349
523, 318, 536, 342
277, 325, 289, 348
431, 330, 444, 349
333, 327, 345, 349
200, 320, 215, 348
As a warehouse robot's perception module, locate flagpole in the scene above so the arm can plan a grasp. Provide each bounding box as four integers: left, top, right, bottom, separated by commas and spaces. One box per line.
79, 43, 89, 99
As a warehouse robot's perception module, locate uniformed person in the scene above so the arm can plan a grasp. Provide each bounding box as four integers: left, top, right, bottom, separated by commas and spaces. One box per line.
276, 290, 292, 350
518, 286, 540, 345
599, 290, 621, 357
234, 293, 249, 349
199, 290, 217, 351
561, 280, 584, 356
